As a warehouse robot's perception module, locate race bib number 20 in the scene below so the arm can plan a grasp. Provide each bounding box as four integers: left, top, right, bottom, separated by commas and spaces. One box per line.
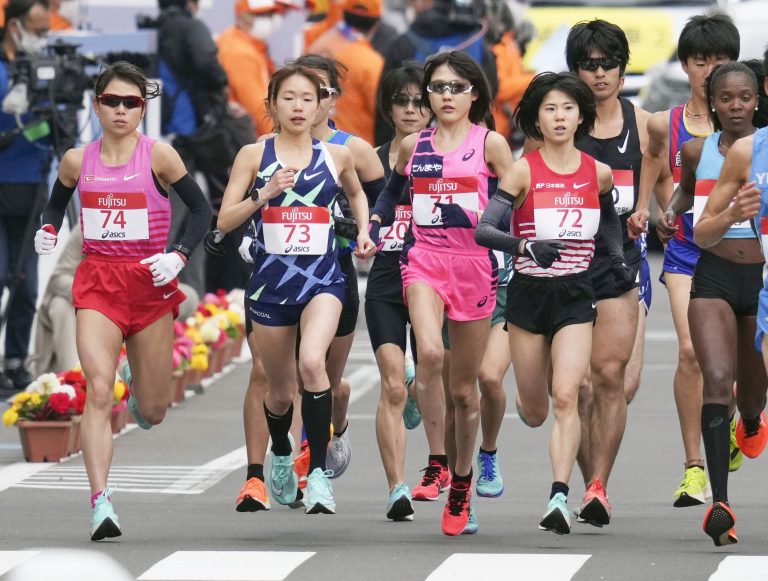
81, 191, 149, 241
262, 206, 331, 255
380, 205, 412, 251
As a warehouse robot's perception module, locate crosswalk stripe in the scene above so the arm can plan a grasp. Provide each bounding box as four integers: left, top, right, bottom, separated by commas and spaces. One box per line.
425, 554, 591, 581
137, 551, 315, 581
0, 551, 40, 576
709, 556, 768, 580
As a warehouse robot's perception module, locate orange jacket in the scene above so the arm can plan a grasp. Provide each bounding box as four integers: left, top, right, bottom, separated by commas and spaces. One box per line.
303, 0, 344, 51
308, 25, 383, 145
492, 32, 534, 139
50, 12, 72, 31
216, 26, 275, 136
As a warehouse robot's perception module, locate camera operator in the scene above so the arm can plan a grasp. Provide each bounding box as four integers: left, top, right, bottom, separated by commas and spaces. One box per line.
0, 0, 51, 396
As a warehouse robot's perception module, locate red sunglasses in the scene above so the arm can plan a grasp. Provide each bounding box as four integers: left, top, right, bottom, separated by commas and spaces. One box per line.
96, 94, 145, 109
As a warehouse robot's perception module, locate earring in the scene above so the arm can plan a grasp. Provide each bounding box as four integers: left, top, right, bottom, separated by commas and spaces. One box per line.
711, 107, 715, 112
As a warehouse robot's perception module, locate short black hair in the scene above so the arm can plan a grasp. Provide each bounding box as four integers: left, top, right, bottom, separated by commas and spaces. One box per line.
735, 59, 768, 129
343, 11, 378, 33
677, 13, 739, 63
378, 61, 425, 125
422, 51, 494, 129
5, 0, 49, 23
514, 71, 596, 141
294, 53, 348, 96
159, 0, 187, 9
565, 20, 630, 76
94, 61, 161, 101
706, 62, 757, 131
763, 44, 768, 78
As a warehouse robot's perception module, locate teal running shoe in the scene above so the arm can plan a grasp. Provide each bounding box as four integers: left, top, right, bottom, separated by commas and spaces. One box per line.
539, 492, 571, 535
403, 358, 422, 430
267, 434, 298, 506
305, 467, 336, 514
461, 506, 478, 535
386, 482, 414, 521
90, 487, 122, 541
118, 358, 152, 430
476, 450, 504, 497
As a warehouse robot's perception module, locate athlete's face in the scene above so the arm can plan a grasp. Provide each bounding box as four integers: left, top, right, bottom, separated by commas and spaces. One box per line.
390, 83, 430, 138
682, 54, 730, 102
94, 79, 145, 136
313, 70, 338, 129
427, 64, 477, 124
272, 73, 320, 134
711, 72, 757, 136
577, 50, 624, 102
537, 89, 582, 144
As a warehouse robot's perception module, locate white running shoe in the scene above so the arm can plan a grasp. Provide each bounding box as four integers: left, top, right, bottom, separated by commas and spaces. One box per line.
326, 427, 351, 479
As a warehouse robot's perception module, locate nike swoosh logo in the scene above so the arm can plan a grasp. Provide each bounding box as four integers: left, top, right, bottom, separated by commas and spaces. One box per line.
124, 173, 141, 181
591, 302, 597, 309
303, 171, 321, 181
574, 182, 591, 190
313, 392, 327, 399
617, 131, 629, 154
163, 290, 179, 300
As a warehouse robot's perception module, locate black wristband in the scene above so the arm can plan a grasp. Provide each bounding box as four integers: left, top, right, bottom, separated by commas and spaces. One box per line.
171, 243, 192, 259
250, 187, 260, 203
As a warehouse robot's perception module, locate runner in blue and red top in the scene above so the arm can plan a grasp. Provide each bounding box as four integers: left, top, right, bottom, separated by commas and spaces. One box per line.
34, 62, 211, 542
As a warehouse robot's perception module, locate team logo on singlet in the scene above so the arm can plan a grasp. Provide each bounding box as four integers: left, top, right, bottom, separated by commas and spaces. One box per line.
462, 149, 476, 161
756, 172, 768, 185
412, 163, 443, 172
535, 182, 565, 189
83, 175, 117, 183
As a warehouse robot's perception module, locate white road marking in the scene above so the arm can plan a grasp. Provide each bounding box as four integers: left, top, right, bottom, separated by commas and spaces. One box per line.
645, 331, 678, 341
347, 364, 380, 405
709, 556, 768, 580
348, 412, 520, 421
425, 554, 591, 581
0, 463, 53, 493
0, 551, 40, 576
137, 551, 315, 581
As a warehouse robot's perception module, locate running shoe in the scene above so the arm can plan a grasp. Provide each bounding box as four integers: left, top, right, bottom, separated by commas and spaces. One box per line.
236, 477, 270, 512
403, 358, 422, 430
305, 467, 336, 514
412, 461, 451, 501
703, 501, 738, 546
476, 450, 504, 497
673, 466, 711, 507
441, 480, 471, 536
735, 411, 768, 459
386, 482, 414, 522
729, 415, 744, 472
267, 434, 298, 506
294, 440, 310, 490
327, 427, 351, 478
90, 488, 122, 541
539, 492, 571, 535
461, 505, 478, 535
575, 479, 611, 527
117, 358, 152, 430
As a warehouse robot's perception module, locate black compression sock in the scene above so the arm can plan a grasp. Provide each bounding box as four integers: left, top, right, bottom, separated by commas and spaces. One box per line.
480, 448, 497, 456
429, 454, 448, 467
303, 388, 333, 473
551, 481, 569, 499
264, 402, 293, 456
452, 469, 472, 486
247, 464, 264, 482
702, 403, 730, 503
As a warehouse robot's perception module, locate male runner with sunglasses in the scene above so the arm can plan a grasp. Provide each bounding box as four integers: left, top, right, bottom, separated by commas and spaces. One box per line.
627, 14, 740, 507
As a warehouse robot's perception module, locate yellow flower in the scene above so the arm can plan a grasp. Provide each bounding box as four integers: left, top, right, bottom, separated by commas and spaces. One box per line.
13, 392, 31, 405
30, 393, 42, 406
114, 381, 126, 402
206, 304, 220, 316
226, 310, 242, 327
2, 407, 19, 427
190, 344, 209, 371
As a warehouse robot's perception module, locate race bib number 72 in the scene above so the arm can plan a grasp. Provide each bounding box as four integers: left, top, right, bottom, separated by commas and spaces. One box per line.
533, 190, 600, 240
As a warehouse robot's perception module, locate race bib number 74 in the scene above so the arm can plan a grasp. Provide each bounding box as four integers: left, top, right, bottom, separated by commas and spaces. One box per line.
81, 191, 149, 240
262, 206, 331, 255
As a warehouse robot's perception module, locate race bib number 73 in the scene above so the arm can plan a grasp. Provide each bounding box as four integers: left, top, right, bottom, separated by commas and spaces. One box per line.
262, 206, 331, 255
81, 191, 149, 241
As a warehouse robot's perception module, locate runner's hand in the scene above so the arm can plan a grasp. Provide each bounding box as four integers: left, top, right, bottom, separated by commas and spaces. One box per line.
729, 181, 760, 223
367, 221, 384, 252
355, 232, 377, 259
611, 255, 634, 286
521, 239, 566, 269
434, 203, 478, 228
34, 224, 58, 255
261, 167, 297, 200
656, 208, 679, 244
204, 230, 226, 256
626, 209, 648, 240
238, 235, 254, 264
140, 252, 186, 286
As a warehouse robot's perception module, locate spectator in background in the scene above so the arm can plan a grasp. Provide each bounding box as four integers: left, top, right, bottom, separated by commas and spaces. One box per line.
49, 0, 73, 29
157, 0, 229, 296
307, 0, 384, 145
0, 0, 52, 396
304, 0, 396, 58
375, 0, 498, 144
217, 0, 280, 138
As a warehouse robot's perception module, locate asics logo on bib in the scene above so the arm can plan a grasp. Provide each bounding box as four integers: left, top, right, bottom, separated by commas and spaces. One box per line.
83, 175, 117, 183
477, 296, 488, 308
617, 132, 629, 154
535, 182, 565, 189
573, 182, 591, 190
123, 173, 141, 181
755, 172, 768, 185
462, 149, 475, 161
303, 171, 321, 181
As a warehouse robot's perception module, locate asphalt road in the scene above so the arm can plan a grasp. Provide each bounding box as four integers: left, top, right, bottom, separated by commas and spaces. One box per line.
1, 252, 767, 581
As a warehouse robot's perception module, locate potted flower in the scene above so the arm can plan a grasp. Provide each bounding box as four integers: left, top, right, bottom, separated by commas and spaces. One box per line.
2, 373, 77, 462
111, 379, 128, 433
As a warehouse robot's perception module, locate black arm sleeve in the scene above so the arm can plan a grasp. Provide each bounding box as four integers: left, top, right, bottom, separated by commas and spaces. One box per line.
475, 189, 523, 254
370, 170, 408, 226
170, 173, 213, 257
362, 177, 387, 208
41, 178, 76, 231
599, 191, 623, 259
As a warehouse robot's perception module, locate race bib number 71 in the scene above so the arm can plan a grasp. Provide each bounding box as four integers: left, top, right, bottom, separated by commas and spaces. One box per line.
411, 176, 478, 226
262, 206, 331, 255
81, 191, 149, 241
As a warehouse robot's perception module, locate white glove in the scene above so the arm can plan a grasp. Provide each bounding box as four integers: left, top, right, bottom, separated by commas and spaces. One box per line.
140, 252, 185, 287
238, 235, 254, 264
34, 224, 58, 255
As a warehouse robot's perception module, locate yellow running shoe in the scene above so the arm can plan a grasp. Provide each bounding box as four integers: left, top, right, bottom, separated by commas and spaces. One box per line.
673, 466, 712, 507
729, 415, 744, 472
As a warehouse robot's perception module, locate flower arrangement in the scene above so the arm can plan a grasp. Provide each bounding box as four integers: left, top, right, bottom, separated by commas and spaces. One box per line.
2, 373, 78, 426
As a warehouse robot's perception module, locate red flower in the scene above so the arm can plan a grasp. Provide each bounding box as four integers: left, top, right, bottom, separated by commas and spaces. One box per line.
48, 392, 72, 415
73, 388, 86, 415
62, 369, 86, 386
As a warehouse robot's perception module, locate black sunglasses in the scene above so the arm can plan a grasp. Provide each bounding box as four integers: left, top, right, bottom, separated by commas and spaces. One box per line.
392, 94, 422, 107
97, 94, 146, 109
320, 87, 338, 100
577, 57, 622, 72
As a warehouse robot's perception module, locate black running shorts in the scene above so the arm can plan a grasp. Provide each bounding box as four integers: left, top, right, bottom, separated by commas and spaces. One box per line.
690, 250, 762, 317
